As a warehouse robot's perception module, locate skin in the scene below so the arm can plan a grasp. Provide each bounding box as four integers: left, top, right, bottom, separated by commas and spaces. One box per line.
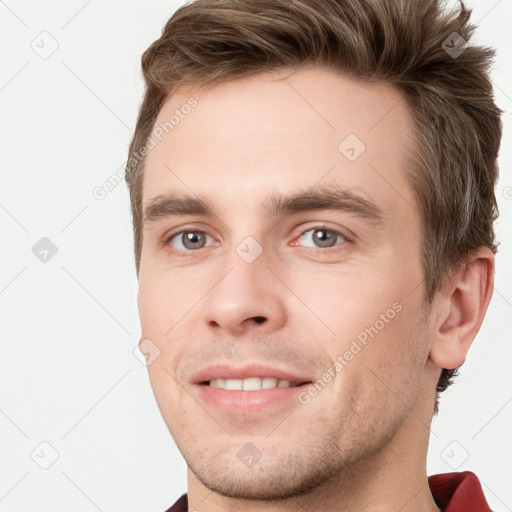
137, 65, 494, 512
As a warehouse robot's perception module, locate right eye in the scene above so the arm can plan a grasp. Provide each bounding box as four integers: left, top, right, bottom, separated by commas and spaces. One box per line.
165, 230, 218, 252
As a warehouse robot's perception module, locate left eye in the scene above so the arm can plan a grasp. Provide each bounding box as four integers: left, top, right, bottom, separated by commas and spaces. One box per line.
296, 227, 347, 249
167, 231, 217, 251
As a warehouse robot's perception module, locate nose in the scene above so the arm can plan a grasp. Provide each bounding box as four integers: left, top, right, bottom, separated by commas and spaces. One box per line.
203, 251, 287, 336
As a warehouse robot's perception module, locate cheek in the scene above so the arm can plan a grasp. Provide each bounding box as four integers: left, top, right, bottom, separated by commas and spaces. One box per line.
136, 276, 184, 404
137, 269, 187, 336
288, 263, 405, 341
327, 305, 429, 445
137, 269, 197, 395
342, 300, 429, 414
301, 261, 427, 400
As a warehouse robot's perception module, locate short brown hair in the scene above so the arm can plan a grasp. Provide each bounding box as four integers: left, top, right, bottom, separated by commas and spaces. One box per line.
125, 0, 502, 410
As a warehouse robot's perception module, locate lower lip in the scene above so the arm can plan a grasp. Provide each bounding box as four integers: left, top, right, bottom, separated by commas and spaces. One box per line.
196, 383, 312, 414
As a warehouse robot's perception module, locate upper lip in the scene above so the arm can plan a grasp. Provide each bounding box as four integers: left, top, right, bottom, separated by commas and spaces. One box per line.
192, 363, 313, 385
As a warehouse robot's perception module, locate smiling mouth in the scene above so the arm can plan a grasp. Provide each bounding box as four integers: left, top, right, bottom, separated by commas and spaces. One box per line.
202, 377, 312, 390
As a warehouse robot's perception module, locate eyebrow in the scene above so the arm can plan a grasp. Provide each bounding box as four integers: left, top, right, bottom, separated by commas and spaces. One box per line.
143, 185, 385, 227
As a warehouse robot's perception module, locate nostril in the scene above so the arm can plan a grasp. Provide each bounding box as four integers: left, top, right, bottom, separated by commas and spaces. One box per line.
253, 316, 266, 324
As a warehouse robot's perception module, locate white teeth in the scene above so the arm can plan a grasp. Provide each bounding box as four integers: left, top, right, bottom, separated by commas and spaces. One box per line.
208, 377, 299, 390
225, 379, 242, 391
261, 377, 277, 389
243, 377, 262, 391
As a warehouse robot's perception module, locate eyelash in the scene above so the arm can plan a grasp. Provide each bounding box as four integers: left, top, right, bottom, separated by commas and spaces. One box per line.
163, 224, 350, 255
294, 224, 349, 253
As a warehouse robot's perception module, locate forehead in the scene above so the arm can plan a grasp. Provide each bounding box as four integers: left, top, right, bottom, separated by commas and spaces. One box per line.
142, 65, 417, 219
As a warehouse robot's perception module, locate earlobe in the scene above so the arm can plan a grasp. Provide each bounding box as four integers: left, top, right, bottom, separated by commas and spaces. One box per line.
429, 248, 495, 370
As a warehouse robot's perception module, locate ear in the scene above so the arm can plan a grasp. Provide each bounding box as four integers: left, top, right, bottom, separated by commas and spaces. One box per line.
429, 247, 495, 370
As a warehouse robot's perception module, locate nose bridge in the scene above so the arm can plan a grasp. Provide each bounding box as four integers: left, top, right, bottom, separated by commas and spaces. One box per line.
203, 239, 286, 334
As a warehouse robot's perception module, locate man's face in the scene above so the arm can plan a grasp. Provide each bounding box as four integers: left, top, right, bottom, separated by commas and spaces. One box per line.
137, 66, 437, 499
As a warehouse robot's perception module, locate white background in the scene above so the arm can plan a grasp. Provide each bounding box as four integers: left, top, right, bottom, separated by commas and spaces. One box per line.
0, 1, 510, 511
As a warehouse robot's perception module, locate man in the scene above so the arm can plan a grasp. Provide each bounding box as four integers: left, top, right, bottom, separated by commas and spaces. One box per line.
124, 0, 502, 510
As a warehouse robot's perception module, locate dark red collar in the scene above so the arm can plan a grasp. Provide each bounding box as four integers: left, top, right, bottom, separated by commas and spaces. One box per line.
165, 471, 492, 511
428, 471, 492, 511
